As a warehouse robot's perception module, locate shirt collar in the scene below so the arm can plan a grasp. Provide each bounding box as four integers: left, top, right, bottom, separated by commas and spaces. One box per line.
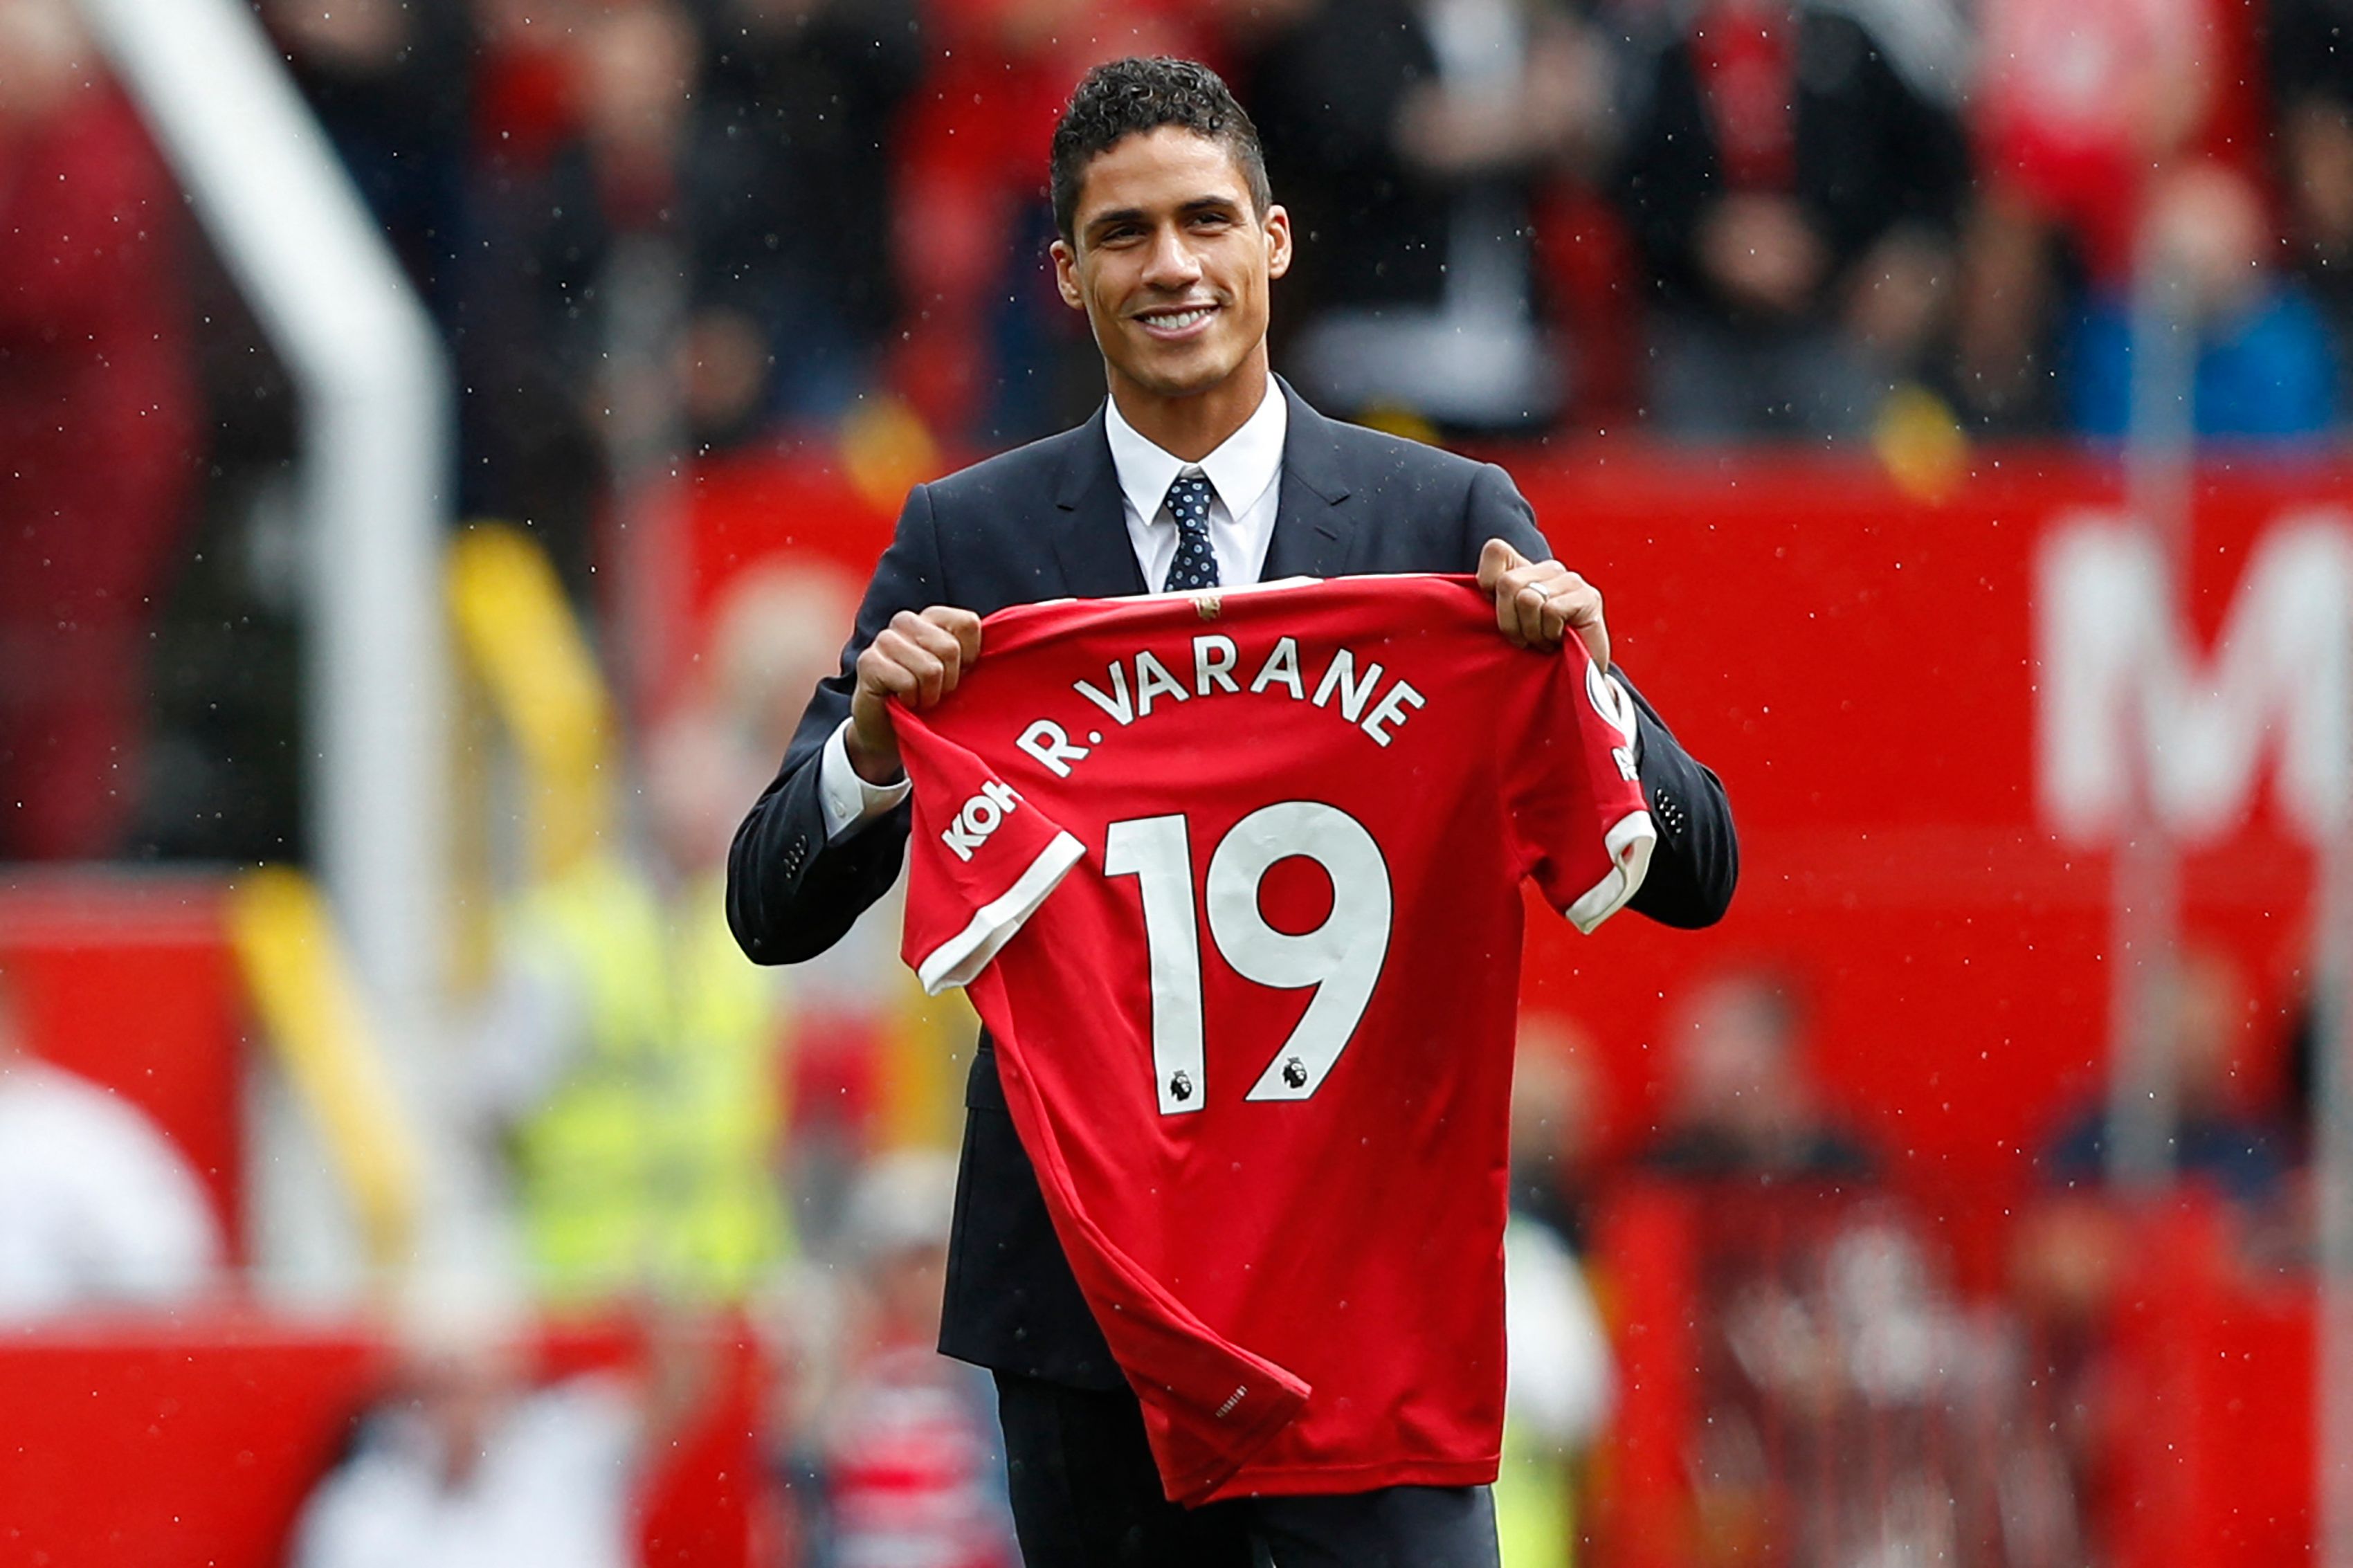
1102, 376, 1287, 525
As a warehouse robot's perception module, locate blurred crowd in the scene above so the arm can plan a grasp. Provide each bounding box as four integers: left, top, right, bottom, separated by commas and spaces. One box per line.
9, 0, 2353, 860
206, 0, 2353, 453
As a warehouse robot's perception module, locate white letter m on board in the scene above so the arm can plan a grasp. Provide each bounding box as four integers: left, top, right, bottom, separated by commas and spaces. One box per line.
2037, 510, 2353, 844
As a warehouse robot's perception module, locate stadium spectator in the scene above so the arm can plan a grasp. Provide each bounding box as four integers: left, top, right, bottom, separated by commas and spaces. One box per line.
1644, 966, 1873, 1183
0, 968, 222, 1321
1613, 0, 1970, 440
2064, 162, 2338, 439
702, 562, 907, 1248
1509, 1018, 1610, 1249
1953, 0, 2265, 428
457, 0, 706, 603
260, 0, 475, 325
288, 1282, 647, 1568
1253, 0, 1614, 433
0, 3, 199, 859
790, 1151, 1018, 1568
692, 0, 926, 435
1496, 1040, 1616, 1567
2042, 944, 2294, 1204
462, 704, 793, 1308
2272, 0, 2353, 417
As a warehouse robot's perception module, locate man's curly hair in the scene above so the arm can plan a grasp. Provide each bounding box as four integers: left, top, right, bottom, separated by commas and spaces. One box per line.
1049, 57, 1271, 242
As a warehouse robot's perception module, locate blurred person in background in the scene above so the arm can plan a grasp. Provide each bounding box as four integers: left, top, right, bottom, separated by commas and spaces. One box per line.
1643, 965, 1872, 1183
1509, 1018, 1610, 1248
704, 560, 892, 1247
2064, 161, 2338, 439
2041, 943, 2294, 1205
260, 0, 475, 325
1253, 0, 1615, 434
463, 704, 793, 1309
2274, 0, 2353, 415
2011, 944, 2301, 1558
693, 0, 926, 439
459, 0, 706, 603
0, 967, 222, 1321
1497, 1031, 1616, 1567
789, 1150, 1017, 1568
0, 0, 199, 859
453, 0, 608, 607
289, 1279, 666, 1568
1613, 0, 1970, 441
1954, 0, 2263, 428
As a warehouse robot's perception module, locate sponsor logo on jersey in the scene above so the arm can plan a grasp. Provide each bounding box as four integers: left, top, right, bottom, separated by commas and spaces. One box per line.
941, 778, 1022, 862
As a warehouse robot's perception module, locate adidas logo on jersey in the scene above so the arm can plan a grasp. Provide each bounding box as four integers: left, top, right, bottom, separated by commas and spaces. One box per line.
941, 779, 1022, 862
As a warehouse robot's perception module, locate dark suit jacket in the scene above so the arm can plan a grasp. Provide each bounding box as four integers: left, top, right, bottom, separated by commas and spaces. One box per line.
728, 381, 1736, 1388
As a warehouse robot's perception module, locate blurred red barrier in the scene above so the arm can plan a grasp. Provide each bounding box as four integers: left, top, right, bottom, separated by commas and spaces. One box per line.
0, 873, 243, 1251
0, 1313, 766, 1568
0, 1315, 377, 1568
2105, 1201, 2313, 1568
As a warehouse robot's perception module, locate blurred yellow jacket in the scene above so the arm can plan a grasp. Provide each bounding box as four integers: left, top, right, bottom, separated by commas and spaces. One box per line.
510, 855, 789, 1305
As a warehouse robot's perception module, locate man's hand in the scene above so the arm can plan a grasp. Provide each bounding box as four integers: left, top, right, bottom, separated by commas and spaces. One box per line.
847, 606, 983, 783
1478, 538, 1608, 668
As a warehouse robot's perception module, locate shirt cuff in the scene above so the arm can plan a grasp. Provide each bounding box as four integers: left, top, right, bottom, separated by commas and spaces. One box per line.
819, 718, 913, 843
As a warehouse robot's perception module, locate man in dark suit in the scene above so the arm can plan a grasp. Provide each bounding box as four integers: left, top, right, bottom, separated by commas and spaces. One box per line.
730, 55, 1736, 1568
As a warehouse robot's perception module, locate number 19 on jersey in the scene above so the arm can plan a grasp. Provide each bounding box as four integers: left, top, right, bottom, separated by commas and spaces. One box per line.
1104, 801, 1394, 1115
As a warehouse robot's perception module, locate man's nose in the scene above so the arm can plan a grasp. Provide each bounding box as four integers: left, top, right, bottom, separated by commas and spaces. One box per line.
1141, 224, 1203, 289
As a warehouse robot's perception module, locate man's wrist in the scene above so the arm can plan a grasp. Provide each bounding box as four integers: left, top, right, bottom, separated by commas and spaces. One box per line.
819, 720, 913, 843
845, 725, 906, 787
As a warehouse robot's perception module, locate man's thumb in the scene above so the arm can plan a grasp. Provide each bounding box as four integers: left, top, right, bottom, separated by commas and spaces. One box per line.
1477, 537, 1525, 585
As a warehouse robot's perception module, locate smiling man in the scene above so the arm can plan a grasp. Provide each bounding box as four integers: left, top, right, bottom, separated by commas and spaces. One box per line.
729, 57, 1736, 1567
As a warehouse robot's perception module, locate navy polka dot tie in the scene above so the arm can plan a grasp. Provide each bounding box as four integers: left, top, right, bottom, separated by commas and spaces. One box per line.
1162, 471, 1220, 592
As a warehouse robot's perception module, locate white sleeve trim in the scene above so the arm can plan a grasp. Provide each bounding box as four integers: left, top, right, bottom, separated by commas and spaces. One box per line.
1566, 810, 1655, 933
819, 718, 914, 844
915, 830, 1087, 994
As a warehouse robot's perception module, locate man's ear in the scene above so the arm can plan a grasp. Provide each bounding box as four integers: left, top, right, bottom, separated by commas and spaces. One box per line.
1051, 238, 1085, 311
1264, 203, 1293, 281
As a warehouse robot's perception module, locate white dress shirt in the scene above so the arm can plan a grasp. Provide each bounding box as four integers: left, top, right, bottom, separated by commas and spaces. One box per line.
1104, 374, 1287, 593
818, 381, 1287, 841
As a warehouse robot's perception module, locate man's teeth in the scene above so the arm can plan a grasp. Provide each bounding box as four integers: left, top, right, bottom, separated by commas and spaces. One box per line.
1147, 308, 1212, 331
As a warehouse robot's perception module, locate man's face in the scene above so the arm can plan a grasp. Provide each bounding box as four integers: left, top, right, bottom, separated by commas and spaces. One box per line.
1053, 127, 1291, 402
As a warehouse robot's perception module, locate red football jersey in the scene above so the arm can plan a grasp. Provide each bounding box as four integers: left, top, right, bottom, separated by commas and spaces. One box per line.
894, 574, 1653, 1505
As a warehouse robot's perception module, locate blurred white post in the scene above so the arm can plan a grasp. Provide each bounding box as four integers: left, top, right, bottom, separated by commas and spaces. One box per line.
75, 0, 451, 1030
2105, 249, 2194, 1191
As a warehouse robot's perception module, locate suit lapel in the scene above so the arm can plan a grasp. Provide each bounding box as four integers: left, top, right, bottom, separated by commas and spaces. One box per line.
1261, 379, 1358, 581
1050, 405, 1149, 599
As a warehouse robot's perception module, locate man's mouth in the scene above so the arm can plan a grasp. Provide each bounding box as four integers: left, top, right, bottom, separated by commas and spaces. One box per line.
1134, 304, 1219, 338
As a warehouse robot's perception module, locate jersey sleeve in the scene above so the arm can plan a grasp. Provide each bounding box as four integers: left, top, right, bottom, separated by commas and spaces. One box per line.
893, 702, 1087, 994
1507, 646, 1657, 933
